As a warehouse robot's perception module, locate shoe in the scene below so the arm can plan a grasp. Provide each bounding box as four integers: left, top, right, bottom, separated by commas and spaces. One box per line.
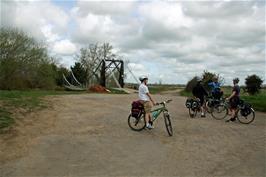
201, 114, 206, 118
226, 117, 236, 122
146, 124, 154, 129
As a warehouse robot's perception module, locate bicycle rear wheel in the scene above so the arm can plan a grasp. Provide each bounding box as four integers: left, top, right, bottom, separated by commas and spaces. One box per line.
164, 112, 173, 136
237, 108, 255, 124
211, 104, 228, 120
189, 108, 197, 118
128, 113, 146, 131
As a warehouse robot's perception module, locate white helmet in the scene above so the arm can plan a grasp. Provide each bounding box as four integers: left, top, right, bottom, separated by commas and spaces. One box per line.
139, 76, 148, 82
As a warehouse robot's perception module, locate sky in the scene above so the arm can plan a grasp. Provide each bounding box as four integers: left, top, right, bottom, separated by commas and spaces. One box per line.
0, 0, 265, 85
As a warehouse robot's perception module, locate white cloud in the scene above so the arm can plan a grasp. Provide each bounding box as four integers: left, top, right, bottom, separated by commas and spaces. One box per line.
1, 0, 265, 84
53, 40, 77, 55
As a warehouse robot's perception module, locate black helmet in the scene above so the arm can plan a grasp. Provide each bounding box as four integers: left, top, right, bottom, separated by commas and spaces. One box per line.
233, 78, 239, 83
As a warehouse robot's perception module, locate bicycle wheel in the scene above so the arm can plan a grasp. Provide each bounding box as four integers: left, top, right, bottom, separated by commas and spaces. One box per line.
237, 108, 255, 124
189, 108, 197, 118
128, 113, 146, 131
164, 112, 173, 136
211, 104, 228, 120
205, 101, 213, 113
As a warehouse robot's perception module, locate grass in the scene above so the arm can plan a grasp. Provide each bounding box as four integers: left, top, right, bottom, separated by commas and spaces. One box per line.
107, 88, 128, 94
180, 88, 266, 112
149, 85, 181, 94
0, 90, 86, 131
0, 108, 14, 130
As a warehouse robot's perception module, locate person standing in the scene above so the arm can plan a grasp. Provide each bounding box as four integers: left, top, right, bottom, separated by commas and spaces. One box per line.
226, 78, 240, 122
192, 78, 208, 117
208, 76, 223, 99
138, 76, 156, 129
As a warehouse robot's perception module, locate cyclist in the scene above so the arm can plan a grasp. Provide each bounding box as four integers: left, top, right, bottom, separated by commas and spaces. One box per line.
208, 76, 223, 99
192, 78, 208, 117
226, 78, 240, 122
138, 76, 156, 129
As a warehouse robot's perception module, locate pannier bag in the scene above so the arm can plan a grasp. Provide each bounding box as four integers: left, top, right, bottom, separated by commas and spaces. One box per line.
192, 100, 200, 110
131, 100, 144, 118
240, 102, 252, 117
185, 98, 193, 108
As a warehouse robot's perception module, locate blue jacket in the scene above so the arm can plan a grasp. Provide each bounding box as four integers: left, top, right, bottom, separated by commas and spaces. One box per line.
208, 82, 221, 93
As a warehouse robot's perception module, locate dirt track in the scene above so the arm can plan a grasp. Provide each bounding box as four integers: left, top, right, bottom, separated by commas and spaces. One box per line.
0, 93, 265, 177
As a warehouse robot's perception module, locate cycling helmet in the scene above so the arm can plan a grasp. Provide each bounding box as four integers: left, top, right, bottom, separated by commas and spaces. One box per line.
139, 76, 148, 82
213, 76, 218, 81
195, 76, 202, 83
233, 77, 239, 83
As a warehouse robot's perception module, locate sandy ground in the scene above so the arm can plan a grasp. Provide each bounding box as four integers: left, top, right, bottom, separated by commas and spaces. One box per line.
0, 93, 265, 177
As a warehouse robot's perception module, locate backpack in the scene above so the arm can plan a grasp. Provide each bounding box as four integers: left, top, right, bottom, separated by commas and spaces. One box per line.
131, 100, 144, 118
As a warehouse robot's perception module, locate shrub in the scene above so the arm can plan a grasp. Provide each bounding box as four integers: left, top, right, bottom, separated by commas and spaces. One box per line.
245, 74, 263, 95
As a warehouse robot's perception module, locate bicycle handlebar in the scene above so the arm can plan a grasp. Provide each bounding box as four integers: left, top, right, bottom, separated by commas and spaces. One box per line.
156, 99, 173, 105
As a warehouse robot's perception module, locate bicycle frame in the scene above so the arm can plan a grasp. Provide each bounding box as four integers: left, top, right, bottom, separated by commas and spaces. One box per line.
150, 104, 168, 122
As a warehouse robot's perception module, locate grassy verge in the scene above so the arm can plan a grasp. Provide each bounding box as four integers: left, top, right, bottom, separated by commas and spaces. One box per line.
107, 88, 128, 94
0, 90, 85, 131
241, 92, 266, 112
149, 85, 181, 94
179, 89, 266, 112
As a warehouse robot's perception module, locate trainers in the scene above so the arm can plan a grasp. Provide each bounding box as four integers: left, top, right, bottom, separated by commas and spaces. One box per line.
201, 114, 206, 118
146, 124, 154, 129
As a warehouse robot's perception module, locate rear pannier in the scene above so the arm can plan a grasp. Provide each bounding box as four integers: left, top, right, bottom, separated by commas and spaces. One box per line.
131, 101, 144, 118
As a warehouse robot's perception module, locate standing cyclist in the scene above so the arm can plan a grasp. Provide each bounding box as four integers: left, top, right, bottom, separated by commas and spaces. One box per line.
192, 78, 208, 117
226, 78, 240, 122
208, 76, 223, 99
138, 76, 156, 129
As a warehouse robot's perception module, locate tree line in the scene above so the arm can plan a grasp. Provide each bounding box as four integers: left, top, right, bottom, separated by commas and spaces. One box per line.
185, 71, 263, 95
0, 27, 121, 90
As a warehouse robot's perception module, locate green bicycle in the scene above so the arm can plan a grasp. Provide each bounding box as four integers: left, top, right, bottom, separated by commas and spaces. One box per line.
128, 99, 173, 136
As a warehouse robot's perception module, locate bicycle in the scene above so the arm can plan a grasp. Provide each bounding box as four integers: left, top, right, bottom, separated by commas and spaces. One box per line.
185, 98, 201, 118
128, 99, 173, 136
212, 99, 255, 124
209, 98, 229, 120
231, 99, 255, 124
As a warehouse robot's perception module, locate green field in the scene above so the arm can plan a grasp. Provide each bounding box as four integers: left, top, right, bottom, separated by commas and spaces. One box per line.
180, 88, 266, 112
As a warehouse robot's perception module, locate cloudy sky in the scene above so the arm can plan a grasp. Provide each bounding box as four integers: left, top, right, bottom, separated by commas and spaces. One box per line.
1, 0, 265, 85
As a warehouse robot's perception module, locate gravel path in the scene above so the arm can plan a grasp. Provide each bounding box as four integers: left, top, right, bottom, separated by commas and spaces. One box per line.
1, 93, 265, 177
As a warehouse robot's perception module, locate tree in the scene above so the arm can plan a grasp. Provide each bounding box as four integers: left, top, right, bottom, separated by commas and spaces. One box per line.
76, 43, 119, 86
185, 76, 198, 92
245, 74, 263, 95
0, 27, 56, 89
71, 62, 87, 84
201, 70, 224, 92
185, 70, 224, 93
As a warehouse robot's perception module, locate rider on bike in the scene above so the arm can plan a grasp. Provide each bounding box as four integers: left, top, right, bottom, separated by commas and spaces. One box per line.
208, 76, 223, 99
226, 78, 240, 122
192, 77, 208, 117
138, 76, 156, 129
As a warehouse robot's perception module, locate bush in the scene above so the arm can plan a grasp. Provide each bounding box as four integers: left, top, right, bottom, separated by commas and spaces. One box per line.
185, 76, 198, 92
0, 28, 57, 90
245, 74, 263, 95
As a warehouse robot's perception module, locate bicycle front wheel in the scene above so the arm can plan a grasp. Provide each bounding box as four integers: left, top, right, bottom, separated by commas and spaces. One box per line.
211, 104, 228, 120
128, 113, 146, 131
164, 112, 173, 136
189, 108, 197, 118
237, 108, 255, 124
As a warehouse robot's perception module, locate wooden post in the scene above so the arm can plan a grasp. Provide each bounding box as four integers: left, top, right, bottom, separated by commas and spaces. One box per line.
119, 61, 124, 88
100, 60, 106, 87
